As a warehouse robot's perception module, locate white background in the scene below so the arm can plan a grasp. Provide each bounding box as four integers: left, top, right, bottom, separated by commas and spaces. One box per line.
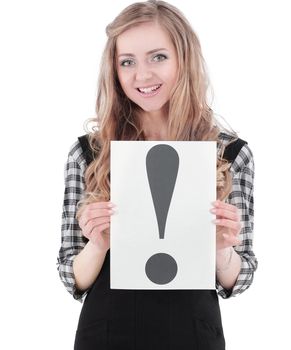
0, 0, 290, 349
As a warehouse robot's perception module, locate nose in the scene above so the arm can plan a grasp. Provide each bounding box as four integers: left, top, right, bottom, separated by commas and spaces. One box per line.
135, 63, 153, 82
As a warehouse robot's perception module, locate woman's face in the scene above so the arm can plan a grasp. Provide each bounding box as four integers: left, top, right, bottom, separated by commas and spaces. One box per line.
116, 21, 179, 117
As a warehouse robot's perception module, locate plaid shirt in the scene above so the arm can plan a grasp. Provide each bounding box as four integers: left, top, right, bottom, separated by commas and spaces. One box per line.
57, 133, 258, 302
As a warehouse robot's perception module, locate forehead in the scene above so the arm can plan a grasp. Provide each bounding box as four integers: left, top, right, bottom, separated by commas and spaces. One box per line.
116, 22, 174, 54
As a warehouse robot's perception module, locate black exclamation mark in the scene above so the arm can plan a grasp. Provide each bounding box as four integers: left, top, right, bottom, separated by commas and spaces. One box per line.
145, 144, 179, 285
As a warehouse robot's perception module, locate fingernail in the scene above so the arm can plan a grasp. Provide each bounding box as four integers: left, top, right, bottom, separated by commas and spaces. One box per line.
222, 233, 229, 238
212, 219, 220, 224
108, 203, 116, 208
210, 208, 216, 213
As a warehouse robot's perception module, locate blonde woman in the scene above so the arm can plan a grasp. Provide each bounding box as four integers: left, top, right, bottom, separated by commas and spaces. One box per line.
57, 1, 257, 349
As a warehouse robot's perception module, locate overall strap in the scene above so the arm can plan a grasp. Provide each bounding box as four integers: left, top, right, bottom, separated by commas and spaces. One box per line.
78, 134, 95, 166
222, 137, 247, 163
78, 134, 247, 166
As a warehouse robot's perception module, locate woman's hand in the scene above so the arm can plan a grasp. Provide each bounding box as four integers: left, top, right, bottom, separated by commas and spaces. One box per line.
211, 200, 242, 251
78, 201, 116, 253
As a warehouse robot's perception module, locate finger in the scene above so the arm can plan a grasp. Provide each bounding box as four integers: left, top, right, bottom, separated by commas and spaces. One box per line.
210, 208, 240, 221
79, 202, 115, 220
213, 200, 239, 214
83, 221, 111, 240
79, 208, 114, 228
85, 216, 111, 233
87, 201, 116, 211
213, 218, 242, 232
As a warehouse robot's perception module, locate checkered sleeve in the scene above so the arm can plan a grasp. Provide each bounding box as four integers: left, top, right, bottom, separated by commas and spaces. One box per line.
216, 143, 258, 298
56, 140, 89, 303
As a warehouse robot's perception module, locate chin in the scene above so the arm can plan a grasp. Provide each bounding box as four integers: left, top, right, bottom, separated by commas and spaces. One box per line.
138, 102, 166, 113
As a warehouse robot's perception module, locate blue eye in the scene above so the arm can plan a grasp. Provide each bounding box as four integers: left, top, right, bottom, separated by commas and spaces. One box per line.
119, 54, 167, 67
153, 54, 167, 62
120, 59, 135, 67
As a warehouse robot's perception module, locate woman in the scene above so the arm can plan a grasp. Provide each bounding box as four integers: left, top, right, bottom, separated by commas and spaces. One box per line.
57, 1, 257, 349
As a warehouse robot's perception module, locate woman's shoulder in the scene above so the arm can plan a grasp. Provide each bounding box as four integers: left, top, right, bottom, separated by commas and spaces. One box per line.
218, 130, 243, 145
218, 131, 254, 174
66, 138, 88, 170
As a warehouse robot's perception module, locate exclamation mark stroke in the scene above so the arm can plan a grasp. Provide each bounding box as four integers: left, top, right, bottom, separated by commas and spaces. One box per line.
145, 144, 179, 285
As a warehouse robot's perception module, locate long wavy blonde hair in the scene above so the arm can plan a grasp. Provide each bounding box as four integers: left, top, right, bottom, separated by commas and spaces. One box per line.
77, 0, 237, 219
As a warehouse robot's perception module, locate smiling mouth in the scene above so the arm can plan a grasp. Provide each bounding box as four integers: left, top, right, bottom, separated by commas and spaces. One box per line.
136, 84, 162, 94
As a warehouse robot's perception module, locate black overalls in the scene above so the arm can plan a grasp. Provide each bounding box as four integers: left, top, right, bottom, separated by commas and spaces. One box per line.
74, 135, 246, 350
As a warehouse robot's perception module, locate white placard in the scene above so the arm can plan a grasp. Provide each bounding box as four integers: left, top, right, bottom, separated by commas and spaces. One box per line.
110, 141, 216, 289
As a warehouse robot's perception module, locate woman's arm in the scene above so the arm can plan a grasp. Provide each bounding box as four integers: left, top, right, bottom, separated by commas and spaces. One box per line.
57, 139, 114, 301
73, 241, 107, 292
73, 199, 114, 291
57, 141, 92, 302
214, 143, 258, 298
216, 246, 241, 289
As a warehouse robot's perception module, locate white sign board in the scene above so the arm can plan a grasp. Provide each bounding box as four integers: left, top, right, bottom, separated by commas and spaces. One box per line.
110, 141, 216, 290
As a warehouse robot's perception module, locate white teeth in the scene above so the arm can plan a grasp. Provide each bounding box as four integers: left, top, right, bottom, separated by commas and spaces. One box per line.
138, 84, 161, 93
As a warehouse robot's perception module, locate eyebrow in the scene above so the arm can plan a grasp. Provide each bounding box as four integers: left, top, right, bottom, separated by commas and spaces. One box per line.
117, 48, 168, 58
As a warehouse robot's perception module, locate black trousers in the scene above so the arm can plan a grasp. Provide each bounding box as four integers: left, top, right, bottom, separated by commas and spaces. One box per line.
74, 250, 225, 350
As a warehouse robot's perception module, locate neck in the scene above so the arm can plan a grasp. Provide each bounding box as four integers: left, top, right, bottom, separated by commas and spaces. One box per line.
142, 120, 168, 140
144, 131, 167, 141
139, 108, 168, 141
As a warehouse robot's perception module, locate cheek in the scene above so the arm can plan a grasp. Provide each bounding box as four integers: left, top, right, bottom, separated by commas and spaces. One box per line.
159, 65, 178, 85
118, 74, 132, 93
169, 63, 179, 80
168, 70, 179, 90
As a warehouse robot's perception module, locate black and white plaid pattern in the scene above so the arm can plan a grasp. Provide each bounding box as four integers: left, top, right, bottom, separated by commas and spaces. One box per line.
57, 133, 257, 302
217, 133, 258, 298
